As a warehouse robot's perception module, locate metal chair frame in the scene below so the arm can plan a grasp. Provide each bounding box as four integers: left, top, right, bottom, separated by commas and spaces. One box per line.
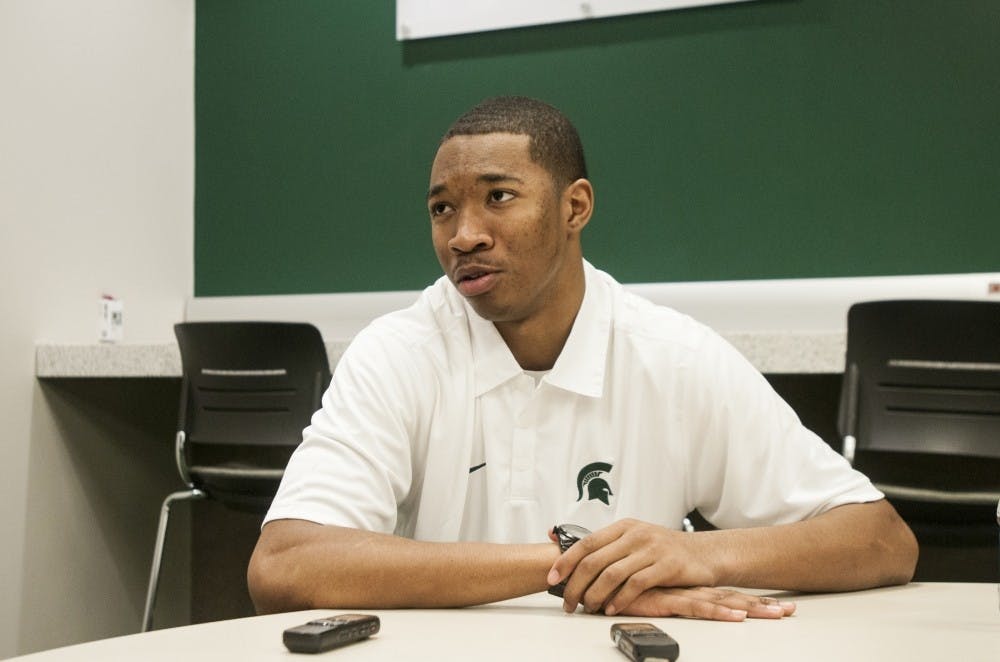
141, 322, 329, 631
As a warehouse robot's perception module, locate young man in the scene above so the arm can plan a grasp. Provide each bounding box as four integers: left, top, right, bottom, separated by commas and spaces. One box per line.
248, 97, 917, 620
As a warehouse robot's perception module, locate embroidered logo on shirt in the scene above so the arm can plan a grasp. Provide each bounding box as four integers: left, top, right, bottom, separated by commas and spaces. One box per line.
576, 461, 614, 505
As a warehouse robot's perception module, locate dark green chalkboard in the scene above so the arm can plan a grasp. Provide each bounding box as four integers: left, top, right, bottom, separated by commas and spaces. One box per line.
195, 0, 1000, 296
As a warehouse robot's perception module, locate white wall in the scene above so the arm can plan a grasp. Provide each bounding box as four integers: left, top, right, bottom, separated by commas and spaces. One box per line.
0, 0, 193, 655
186, 272, 1000, 341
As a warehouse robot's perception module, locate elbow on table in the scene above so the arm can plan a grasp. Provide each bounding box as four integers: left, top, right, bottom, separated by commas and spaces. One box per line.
892, 529, 919, 586
874, 502, 919, 587
248, 520, 373, 614
247, 545, 308, 615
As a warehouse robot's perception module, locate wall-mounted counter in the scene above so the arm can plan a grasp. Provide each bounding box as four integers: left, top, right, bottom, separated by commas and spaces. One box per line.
35, 332, 844, 379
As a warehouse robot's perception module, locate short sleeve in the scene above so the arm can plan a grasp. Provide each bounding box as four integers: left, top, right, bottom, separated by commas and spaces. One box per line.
685, 330, 883, 529
263, 325, 425, 533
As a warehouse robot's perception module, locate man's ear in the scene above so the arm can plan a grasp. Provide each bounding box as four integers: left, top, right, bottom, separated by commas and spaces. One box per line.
563, 178, 594, 234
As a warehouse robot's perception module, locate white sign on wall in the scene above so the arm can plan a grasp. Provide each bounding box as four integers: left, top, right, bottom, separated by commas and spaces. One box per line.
397, 0, 754, 40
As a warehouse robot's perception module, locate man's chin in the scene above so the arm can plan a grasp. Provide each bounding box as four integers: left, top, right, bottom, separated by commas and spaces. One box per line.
465, 297, 513, 323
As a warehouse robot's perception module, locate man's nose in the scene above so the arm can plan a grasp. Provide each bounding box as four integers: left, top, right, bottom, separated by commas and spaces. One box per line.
448, 209, 493, 254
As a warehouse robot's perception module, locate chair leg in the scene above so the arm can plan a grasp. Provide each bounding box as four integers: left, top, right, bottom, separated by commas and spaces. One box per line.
142, 489, 205, 632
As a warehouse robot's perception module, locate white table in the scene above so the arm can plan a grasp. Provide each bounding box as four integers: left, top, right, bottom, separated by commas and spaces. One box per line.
10, 583, 998, 661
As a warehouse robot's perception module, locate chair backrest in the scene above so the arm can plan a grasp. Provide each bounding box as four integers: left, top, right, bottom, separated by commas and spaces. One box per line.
838, 300, 1000, 459
175, 321, 330, 450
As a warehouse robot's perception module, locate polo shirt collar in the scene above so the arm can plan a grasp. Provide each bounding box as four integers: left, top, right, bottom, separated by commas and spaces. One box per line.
468, 309, 523, 397
465, 261, 611, 398
545, 261, 610, 398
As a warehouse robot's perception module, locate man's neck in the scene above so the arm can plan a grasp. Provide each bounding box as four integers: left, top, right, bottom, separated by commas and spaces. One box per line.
494, 269, 586, 371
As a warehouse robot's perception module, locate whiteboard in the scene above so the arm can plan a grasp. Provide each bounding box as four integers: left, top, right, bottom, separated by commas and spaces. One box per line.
396, 0, 755, 40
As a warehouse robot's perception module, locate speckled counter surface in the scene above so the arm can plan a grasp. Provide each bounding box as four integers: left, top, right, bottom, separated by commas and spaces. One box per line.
724, 331, 845, 374
35, 333, 844, 378
35, 343, 184, 378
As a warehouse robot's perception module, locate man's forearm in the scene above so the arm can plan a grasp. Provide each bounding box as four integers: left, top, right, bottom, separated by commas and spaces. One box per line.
705, 499, 918, 592
248, 519, 559, 614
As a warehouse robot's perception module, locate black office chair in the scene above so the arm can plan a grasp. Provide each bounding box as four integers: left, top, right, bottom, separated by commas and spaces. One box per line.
142, 322, 330, 631
837, 300, 1000, 581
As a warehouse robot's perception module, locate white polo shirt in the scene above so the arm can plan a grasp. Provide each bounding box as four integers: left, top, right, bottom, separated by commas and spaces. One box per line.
264, 262, 882, 543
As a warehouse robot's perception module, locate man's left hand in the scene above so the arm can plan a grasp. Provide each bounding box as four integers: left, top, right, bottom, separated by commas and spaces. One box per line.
547, 518, 710, 614
617, 586, 796, 620
546, 518, 793, 619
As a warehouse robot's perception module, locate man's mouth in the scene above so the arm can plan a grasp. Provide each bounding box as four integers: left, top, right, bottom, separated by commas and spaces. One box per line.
459, 271, 488, 283
454, 268, 498, 297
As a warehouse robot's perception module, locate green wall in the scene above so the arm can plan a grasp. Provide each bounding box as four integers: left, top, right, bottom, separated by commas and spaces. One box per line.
195, 0, 1000, 296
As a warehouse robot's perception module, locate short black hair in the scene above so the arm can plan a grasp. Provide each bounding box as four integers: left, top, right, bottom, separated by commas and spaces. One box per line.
441, 96, 588, 188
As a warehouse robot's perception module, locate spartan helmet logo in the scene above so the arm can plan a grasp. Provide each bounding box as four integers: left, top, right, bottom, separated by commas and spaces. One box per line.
576, 462, 614, 505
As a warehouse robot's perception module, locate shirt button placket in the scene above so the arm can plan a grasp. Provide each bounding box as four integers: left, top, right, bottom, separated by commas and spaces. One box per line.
510, 426, 536, 499
510, 377, 538, 500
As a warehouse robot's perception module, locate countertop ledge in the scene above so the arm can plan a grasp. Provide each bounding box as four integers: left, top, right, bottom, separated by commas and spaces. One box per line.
36, 332, 845, 378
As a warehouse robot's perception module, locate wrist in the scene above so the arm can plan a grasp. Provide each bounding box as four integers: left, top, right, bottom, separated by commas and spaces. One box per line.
691, 530, 738, 586
547, 524, 592, 597
530, 542, 562, 591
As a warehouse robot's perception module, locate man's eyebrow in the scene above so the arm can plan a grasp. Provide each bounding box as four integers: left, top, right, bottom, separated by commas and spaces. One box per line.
427, 173, 525, 201
478, 172, 524, 185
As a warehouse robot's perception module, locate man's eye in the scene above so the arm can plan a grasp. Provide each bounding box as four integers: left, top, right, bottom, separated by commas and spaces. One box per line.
430, 202, 452, 216
489, 190, 514, 203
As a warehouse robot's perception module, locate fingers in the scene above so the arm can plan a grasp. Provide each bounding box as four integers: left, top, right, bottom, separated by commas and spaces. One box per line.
548, 520, 683, 615
747, 594, 796, 617
574, 551, 652, 614
603, 564, 661, 615
558, 526, 642, 613
683, 589, 795, 619
544, 520, 796, 622
547, 521, 625, 587
622, 587, 796, 621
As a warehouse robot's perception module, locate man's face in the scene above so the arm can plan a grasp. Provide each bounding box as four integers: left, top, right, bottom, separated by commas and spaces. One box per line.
427, 132, 574, 325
